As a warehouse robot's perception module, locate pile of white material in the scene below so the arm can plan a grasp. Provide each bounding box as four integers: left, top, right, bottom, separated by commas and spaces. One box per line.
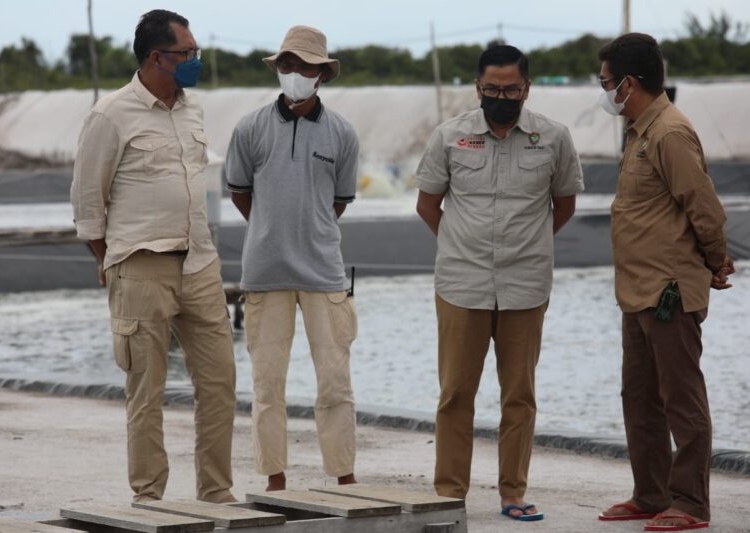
1, 82, 748, 189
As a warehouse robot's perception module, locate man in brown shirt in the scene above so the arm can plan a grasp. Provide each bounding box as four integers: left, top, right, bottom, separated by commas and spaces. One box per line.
595, 33, 734, 531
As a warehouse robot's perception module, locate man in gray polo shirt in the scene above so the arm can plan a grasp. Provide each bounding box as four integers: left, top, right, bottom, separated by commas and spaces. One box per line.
224, 25, 359, 492
416, 45, 583, 521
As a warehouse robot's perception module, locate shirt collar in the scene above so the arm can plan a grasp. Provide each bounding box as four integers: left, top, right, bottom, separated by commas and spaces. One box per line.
470, 106, 532, 136
131, 71, 186, 110
628, 91, 671, 137
275, 93, 323, 122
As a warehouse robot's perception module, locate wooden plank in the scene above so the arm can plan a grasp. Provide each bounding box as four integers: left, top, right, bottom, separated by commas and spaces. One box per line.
0, 517, 86, 533
311, 485, 464, 512
424, 522, 459, 532
245, 490, 402, 518
59, 504, 214, 533
220, 508, 468, 533
133, 499, 285, 528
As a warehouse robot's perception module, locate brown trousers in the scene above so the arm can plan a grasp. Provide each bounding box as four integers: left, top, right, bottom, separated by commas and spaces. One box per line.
621, 307, 711, 521
433, 294, 547, 499
107, 253, 236, 503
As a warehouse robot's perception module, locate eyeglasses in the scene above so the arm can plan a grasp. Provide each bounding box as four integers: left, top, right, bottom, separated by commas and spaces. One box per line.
598, 76, 622, 90
477, 83, 526, 100
277, 59, 322, 78
599, 74, 643, 90
158, 48, 201, 61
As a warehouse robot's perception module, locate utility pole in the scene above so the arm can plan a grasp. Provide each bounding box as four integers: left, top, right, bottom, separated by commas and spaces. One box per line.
619, 0, 631, 153
430, 22, 443, 125
87, 0, 99, 105
210, 33, 219, 88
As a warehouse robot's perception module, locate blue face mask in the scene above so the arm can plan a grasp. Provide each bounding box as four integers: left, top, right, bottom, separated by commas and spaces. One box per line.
173, 57, 202, 88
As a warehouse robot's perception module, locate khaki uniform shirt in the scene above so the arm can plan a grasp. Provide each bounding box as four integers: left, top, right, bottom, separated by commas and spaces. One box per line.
611, 92, 727, 313
416, 107, 584, 310
71, 72, 216, 274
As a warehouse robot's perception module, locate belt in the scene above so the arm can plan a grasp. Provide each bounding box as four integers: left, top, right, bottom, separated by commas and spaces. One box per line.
141, 249, 188, 257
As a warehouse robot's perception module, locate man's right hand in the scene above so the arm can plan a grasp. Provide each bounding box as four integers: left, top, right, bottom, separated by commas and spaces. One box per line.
711, 256, 735, 290
97, 263, 106, 287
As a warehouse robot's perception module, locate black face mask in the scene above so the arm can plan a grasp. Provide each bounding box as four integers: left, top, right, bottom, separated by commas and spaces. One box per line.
481, 95, 522, 125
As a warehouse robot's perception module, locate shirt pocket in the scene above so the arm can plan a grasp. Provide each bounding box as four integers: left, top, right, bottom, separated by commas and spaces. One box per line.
622, 160, 663, 199
449, 149, 489, 193
128, 135, 170, 174
189, 129, 209, 170
518, 151, 553, 194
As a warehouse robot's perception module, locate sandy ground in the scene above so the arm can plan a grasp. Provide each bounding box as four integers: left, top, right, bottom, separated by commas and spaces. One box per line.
1, 389, 750, 532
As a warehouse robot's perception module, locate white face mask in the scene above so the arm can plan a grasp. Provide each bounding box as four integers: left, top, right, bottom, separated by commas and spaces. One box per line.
599, 78, 630, 116
278, 71, 319, 102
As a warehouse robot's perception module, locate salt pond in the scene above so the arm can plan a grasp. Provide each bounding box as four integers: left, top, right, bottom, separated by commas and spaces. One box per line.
1, 263, 748, 451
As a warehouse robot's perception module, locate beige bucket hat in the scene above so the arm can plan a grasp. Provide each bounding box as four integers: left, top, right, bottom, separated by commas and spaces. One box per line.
263, 25, 340, 81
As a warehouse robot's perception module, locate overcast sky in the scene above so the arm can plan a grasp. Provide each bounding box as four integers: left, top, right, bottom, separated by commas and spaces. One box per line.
1, 0, 749, 63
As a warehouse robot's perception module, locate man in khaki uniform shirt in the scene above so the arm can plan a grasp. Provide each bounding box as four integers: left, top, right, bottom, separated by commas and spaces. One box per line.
596, 33, 734, 531
416, 45, 583, 522
70, 10, 236, 503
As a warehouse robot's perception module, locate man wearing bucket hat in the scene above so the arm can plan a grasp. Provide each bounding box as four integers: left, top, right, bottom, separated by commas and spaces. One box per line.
224, 25, 359, 491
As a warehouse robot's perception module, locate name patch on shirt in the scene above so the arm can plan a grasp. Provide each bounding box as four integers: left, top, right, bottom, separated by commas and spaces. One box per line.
636, 140, 649, 159
456, 136, 485, 150
313, 151, 335, 164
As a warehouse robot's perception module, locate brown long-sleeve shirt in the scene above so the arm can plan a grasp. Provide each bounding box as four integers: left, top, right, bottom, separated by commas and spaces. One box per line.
611, 92, 727, 313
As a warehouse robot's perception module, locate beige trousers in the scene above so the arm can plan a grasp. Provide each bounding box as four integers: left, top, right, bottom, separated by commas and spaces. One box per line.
243, 290, 357, 477
106, 252, 236, 503
433, 294, 547, 500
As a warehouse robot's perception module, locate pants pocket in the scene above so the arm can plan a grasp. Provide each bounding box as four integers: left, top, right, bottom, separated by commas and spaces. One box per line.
326, 291, 358, 346
111, 317, 146, 373
243, 292, 266, 348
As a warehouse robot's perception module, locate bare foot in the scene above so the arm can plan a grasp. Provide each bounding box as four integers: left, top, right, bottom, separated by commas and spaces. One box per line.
215, 493, 238, 504
337, 473, 357, 485
266, 472, 286, 491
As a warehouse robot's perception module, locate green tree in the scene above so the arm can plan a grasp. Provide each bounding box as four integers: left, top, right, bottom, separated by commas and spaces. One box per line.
66, 34, 135, 81
528, 33, 610, 80
0, 38, 48, 91
662, 11, 749, 76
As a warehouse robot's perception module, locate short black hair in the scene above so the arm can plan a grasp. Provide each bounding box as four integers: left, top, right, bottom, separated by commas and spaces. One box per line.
478, 45, 529, 80
598, 33, 664, 95
133, 9, 189, 65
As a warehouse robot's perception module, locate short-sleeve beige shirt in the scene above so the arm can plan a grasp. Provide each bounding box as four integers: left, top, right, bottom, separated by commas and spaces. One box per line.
612, 92, 727, 313
71, 72, 216, 274
416, 107, 584, 310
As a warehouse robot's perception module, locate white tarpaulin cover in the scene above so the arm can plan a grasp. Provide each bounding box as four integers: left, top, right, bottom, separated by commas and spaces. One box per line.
1, 82, 748, 172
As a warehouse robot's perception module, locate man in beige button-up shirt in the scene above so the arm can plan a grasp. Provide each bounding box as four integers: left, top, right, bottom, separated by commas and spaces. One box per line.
416, 45, 583, 522
596, 33, 734, 530
70, 9, 236, 504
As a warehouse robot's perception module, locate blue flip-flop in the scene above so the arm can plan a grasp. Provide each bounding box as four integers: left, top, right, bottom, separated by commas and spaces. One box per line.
501, 503, 545, 521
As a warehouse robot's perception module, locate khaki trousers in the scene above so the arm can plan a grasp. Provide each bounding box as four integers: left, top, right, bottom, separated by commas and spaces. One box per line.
243, 290, 357, 477
621, 307, 711, 521
106, 253, 236, 503
434, 294, 547, 500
